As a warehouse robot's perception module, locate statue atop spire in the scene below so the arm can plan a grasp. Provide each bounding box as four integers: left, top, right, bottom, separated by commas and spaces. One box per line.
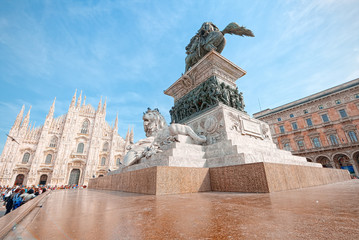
11, 105, 25, 131
70, 89, 77, 108
125, 126, 130, 142
97, 96, 102, 113
129, 127, 134, 144
21, 106, 32, 129
114, 113, 118, 131
77, 90, 82, 108
102, 97, 107, 114
47, 97, 56, 119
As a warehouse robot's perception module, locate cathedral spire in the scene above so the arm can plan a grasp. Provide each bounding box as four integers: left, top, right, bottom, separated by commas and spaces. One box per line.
47, 97, 56, 119
21, 106, 32, 129
129, 127, 134, 144
114, 113, 118, 130
97, 96, 102, 113
77, 90, 82, 108
125, 126, 130, 142
83, 95, 86, 106
102, 97, 107, 114
70, 89, 77, 108
11, 105, 25, 130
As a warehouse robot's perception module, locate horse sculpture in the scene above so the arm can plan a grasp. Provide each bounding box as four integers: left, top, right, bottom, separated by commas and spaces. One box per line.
185, 22, 254, 72
123, 108, 206, 166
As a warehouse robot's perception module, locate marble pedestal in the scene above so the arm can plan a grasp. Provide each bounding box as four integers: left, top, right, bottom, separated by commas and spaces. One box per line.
89, 50, 351, 194
88, 163, 350, 195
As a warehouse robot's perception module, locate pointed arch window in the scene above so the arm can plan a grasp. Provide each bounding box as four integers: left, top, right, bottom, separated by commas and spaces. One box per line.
101, 157, 106, 166
81, 120, 90, 134
22, 153, 30, 164
103, 142, 109, 152
77, 143, 84, 153
45, 154, 52, 164
49, 136, 58, 148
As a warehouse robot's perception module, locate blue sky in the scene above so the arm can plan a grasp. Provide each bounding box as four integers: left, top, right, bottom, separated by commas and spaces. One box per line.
0, 0, 358, 150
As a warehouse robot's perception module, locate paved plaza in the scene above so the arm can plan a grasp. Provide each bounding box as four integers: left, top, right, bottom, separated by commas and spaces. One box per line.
5, 180, 359, 239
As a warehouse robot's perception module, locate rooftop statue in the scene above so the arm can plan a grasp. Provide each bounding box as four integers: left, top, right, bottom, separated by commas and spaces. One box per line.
123, 108, 206, 166
185, 22, 254, 72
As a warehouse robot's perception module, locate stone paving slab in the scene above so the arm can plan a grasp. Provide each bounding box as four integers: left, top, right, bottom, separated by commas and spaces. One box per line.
5, 180, 359, 239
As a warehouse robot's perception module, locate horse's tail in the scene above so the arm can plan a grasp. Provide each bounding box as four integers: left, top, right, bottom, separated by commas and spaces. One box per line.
221, 22, 254, 37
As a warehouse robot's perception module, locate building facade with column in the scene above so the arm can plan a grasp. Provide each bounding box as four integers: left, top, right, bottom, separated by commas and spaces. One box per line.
0, 91, 133, 187
253, 78, 359, 177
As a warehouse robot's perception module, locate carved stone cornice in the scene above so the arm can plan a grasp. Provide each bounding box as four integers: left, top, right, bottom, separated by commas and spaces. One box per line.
13, 165, 31, 172
324, 128, 337, 135
37, 166, 54, 172
19, 148, 35, 154
294, 135, 304, 141
343, 124, 357, 131
164, 51, 246, 102
281, 138, 290, 144
307, 132, 320, 138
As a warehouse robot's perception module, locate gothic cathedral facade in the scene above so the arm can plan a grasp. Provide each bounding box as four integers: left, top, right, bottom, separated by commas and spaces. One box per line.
0, 91, 133, 187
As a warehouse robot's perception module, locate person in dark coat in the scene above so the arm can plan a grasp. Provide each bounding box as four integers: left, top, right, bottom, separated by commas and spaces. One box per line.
5, 188, 20, 215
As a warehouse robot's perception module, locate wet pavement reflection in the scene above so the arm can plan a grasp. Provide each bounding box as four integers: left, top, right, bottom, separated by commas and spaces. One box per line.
6, 180, 359, 239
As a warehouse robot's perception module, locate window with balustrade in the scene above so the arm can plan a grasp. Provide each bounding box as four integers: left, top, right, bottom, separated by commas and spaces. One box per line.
101, 157, 106, 166
291, 122, 298, 130
81, 120, 90, 134
283, 143, 291, 151
312, 137, 321, 148
49, 136, 58, 148
306, 118, 313, 127
329, 135, 339, 145
116, 158, 121, 166
22, 153, 30, 164
103, 142, 109, 152
348, 131, 358, 143
77, 143, 84, 153
279, 125, 285, 134
297, 140, 305, 150
45, 154, 52, 164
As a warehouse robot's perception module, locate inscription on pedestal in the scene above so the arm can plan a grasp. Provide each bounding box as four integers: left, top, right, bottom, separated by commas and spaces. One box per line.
242, 119, 261, 136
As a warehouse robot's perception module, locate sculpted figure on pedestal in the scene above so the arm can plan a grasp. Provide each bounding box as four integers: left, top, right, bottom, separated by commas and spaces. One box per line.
170, 76, 246, 123
185, 22, 254, 72
123, 108, 206, 166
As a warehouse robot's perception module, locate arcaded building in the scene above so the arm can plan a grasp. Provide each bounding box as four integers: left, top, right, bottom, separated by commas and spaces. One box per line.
253, 78, 359, 176
0, 91, 132, 187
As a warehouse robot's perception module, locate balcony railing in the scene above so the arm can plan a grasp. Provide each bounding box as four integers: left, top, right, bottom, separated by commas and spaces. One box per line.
71, 152, 87, 159
292, 141, 359, 154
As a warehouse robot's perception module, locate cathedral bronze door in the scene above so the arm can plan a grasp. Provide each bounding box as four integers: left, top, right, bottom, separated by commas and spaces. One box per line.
14, 174, 25, 186
39, 174, 48, 185
68, 169, 80, 185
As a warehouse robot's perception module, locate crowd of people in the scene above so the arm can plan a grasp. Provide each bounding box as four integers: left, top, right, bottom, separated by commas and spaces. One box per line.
1, 186, 47, 215
1, 184, 87, 216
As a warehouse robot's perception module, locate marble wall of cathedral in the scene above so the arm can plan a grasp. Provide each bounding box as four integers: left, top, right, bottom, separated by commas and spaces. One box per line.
0, 91, 133, 187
